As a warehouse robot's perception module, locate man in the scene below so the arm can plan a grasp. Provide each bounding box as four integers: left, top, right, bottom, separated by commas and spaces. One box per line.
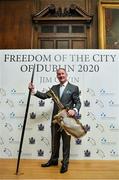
29, 68, 81, 173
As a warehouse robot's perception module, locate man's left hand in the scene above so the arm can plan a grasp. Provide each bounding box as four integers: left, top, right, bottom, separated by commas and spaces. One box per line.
67, 109, 76, 117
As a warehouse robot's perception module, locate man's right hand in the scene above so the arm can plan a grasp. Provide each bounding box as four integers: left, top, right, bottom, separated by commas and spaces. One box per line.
28, 82, 36, 94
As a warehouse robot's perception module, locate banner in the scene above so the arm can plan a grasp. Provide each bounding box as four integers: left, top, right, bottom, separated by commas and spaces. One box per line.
0, 49, 119, 160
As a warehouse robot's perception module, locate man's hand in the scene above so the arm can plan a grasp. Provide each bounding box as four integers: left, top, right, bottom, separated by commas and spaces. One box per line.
28, 82, 36, 94
67, 109, 76, 117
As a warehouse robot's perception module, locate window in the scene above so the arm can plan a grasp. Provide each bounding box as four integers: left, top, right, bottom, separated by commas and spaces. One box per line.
72, 25, 84, 33
56, 26, 69, 33
41, 25, 54, 33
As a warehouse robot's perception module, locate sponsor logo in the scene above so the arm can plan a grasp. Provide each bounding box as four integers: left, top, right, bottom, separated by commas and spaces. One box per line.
29, 137, 35, 144
37, 149, 44, 156
84, 150, 91, 157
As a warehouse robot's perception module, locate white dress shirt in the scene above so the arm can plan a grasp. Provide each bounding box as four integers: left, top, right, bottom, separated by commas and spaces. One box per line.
60, 81, 78, 114
59, 81, 68, 98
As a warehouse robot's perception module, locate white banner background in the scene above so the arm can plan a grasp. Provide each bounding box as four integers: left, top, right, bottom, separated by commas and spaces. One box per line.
0, 49, 119, 160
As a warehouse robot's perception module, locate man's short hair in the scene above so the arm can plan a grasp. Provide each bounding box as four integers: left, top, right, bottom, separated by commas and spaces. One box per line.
56, 68, 66, 73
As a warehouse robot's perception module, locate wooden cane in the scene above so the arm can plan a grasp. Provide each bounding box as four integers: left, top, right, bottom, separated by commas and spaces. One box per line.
16, 64, 35, 175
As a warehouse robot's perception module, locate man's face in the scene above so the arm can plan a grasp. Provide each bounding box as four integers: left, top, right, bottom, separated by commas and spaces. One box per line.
57, 69, 68, 84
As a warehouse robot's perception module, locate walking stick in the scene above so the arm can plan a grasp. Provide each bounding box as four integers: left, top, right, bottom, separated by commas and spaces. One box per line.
16, 64, 35, 175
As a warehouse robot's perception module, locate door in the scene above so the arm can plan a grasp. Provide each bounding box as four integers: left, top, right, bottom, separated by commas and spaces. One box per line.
32, 4, 93, 49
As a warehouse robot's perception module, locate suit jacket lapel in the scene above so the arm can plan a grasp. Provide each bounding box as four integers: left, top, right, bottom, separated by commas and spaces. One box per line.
56, 84, 60, 99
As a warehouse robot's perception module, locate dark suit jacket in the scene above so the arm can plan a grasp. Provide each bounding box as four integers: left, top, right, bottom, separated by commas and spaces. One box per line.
35, 82, 81, 120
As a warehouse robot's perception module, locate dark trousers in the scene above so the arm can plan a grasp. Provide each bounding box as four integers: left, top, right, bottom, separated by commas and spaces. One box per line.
50, 123, 71, 165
